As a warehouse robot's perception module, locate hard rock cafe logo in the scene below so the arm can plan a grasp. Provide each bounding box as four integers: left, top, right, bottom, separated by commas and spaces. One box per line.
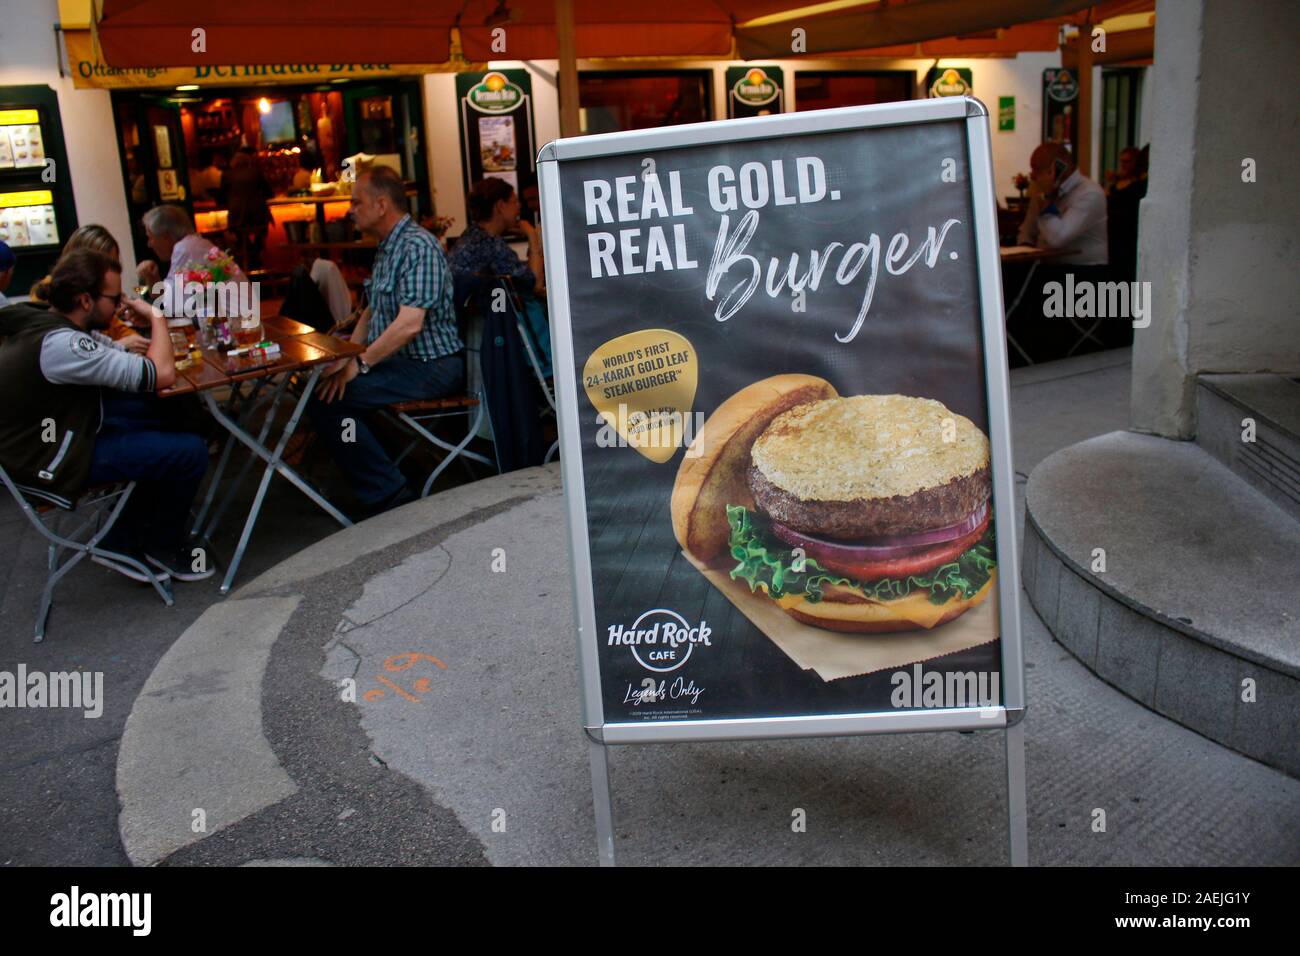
929, 68, 971, 97
733, 68, 779, 107
606, 609, 713, 673
467, 71, 523, 113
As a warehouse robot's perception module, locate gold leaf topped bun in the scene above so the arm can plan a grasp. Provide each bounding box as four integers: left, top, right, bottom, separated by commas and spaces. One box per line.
751, 394, 989, 502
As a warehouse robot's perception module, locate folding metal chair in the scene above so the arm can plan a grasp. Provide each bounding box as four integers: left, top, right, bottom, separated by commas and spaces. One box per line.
1065, 315, 1107, 356
386, 391, 497, 497
383, 304, 498, 497
0, 463, 173, 643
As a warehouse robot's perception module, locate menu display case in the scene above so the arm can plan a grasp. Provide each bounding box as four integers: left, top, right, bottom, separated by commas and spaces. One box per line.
0, 86, 78, 295
0, 109, 48, 170
0, 190, 61, 248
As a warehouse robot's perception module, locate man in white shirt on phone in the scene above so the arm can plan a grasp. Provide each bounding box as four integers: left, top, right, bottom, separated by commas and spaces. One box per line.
1017, 142, 1109, 266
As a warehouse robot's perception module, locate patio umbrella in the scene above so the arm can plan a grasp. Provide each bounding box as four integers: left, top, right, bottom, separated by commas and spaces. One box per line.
93, 0, 798, 67
453, 0, 797, 60
95, 0, 460, 66
735, 0, 1153, 59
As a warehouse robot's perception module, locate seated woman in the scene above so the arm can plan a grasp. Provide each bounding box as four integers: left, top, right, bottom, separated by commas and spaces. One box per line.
448, 179, 551, 375
30, 225, 148, 353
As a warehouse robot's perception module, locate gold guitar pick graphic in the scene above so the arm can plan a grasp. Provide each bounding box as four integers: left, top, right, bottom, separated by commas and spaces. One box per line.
583, 329, 698, 463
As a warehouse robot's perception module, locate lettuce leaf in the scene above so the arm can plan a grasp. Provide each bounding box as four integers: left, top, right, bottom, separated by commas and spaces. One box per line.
726, 504, 997, 606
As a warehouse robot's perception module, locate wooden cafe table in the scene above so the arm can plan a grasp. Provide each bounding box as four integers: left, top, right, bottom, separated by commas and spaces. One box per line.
160, 312, 362, 594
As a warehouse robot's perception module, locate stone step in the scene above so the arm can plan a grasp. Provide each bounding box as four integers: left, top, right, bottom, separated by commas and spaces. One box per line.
1023, 430, 1300, 778
1196, 374, 1300, 521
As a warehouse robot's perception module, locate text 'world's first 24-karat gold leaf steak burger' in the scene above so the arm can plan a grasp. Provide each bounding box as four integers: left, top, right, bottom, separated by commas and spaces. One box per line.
671, 375, 998, 633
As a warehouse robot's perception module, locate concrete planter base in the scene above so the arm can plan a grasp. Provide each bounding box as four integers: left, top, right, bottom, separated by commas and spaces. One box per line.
1023, 432, 1300, 779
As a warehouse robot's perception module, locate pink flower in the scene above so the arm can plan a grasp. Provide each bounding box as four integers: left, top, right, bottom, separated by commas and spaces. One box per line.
206, 247, 221, 261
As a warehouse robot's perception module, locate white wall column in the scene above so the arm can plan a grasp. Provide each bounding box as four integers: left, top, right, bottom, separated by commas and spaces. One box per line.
1132, 0, 1300, 438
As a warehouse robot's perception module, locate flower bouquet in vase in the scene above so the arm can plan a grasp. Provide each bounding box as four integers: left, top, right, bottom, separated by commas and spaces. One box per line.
181, 247, 259, 351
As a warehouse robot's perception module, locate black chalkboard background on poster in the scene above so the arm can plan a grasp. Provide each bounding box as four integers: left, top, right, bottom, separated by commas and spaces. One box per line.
551, 113, 1003, 725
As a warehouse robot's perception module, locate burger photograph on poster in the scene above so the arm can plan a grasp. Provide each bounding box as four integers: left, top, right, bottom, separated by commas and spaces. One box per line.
554, 113, 1007, 725
673, 379, 996, 637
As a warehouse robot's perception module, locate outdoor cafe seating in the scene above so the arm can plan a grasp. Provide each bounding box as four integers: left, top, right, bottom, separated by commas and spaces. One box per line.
0, 464, 173, 642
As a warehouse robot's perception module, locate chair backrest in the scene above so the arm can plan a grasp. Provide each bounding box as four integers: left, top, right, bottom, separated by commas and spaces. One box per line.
0, 460, 69, 532
280, 263, 336, 332
485, 275, 555, 412
309, 257, 353, 327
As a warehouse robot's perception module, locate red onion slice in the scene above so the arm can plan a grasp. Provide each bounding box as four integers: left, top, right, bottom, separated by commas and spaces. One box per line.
771, 501, 988, 563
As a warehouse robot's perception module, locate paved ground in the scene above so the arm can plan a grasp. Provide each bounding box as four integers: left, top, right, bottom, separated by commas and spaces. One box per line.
4, 348, 1298, 866
0, 429, 487, 867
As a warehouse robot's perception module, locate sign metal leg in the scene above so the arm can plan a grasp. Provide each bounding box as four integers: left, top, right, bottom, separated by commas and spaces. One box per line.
587, 737, 616, 867
1005, 720, 1028, 866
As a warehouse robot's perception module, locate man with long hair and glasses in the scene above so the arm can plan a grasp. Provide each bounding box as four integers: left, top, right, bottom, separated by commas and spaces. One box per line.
0, 249, 213, 583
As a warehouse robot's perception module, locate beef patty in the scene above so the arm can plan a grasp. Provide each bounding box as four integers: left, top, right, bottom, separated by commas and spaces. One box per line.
746, 394, 992, 539
747, 462, 991, 539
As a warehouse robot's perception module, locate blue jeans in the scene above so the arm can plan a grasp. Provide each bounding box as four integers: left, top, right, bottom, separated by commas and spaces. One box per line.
307, 353, 465, 507
90, 392, 210, 554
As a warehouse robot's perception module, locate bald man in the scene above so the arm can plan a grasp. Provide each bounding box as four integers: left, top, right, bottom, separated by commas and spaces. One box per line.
1017, 143, 1108, 266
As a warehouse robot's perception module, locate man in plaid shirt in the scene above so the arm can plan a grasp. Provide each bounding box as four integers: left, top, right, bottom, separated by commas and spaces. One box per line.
309, 166, 465, 516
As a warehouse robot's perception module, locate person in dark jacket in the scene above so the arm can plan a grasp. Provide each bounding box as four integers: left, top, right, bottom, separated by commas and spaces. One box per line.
0, 249, 212, 582
1105, 146, 1148, 283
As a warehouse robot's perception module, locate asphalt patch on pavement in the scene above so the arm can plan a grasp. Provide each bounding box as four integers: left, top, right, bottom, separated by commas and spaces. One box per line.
159, 494, 539, 866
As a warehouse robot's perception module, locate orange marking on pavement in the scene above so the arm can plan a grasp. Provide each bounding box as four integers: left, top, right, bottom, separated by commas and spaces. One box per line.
384, 652, 447, 672
374, 675, 420, 702
364, 689, 385, 701
412, 677, 433, 693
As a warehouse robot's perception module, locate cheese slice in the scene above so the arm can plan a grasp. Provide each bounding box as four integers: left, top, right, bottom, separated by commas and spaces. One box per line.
773, 574, 996, 629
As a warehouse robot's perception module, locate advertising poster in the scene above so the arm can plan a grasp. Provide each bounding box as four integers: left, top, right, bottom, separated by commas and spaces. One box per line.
478, 115, 517, 172
152, 124, 172, 168
456, 70, 537, 216
998, 96, 1016, 132
544, 102, 1018, 733
157, 168, 180, 200
1042, 68, 1079, 150
726, 66, 784, 118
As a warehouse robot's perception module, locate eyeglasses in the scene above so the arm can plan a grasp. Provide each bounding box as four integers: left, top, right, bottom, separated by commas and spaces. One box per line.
97, 292, 124, 308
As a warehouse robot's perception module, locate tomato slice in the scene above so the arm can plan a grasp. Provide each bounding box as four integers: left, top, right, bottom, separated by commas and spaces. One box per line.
812, 511, 991, 581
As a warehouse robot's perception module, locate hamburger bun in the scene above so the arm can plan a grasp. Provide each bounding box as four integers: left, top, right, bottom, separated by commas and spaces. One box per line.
671, 374, 837, 562
778, 575, 996, 633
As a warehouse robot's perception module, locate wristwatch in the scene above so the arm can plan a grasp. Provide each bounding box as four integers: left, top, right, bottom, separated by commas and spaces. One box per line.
355, 356, 371, 375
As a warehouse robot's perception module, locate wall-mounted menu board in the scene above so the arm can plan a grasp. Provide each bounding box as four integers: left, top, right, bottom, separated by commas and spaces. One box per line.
0, 86, 80, 293
0, 190, 60, 248
0, 109, 48, 170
